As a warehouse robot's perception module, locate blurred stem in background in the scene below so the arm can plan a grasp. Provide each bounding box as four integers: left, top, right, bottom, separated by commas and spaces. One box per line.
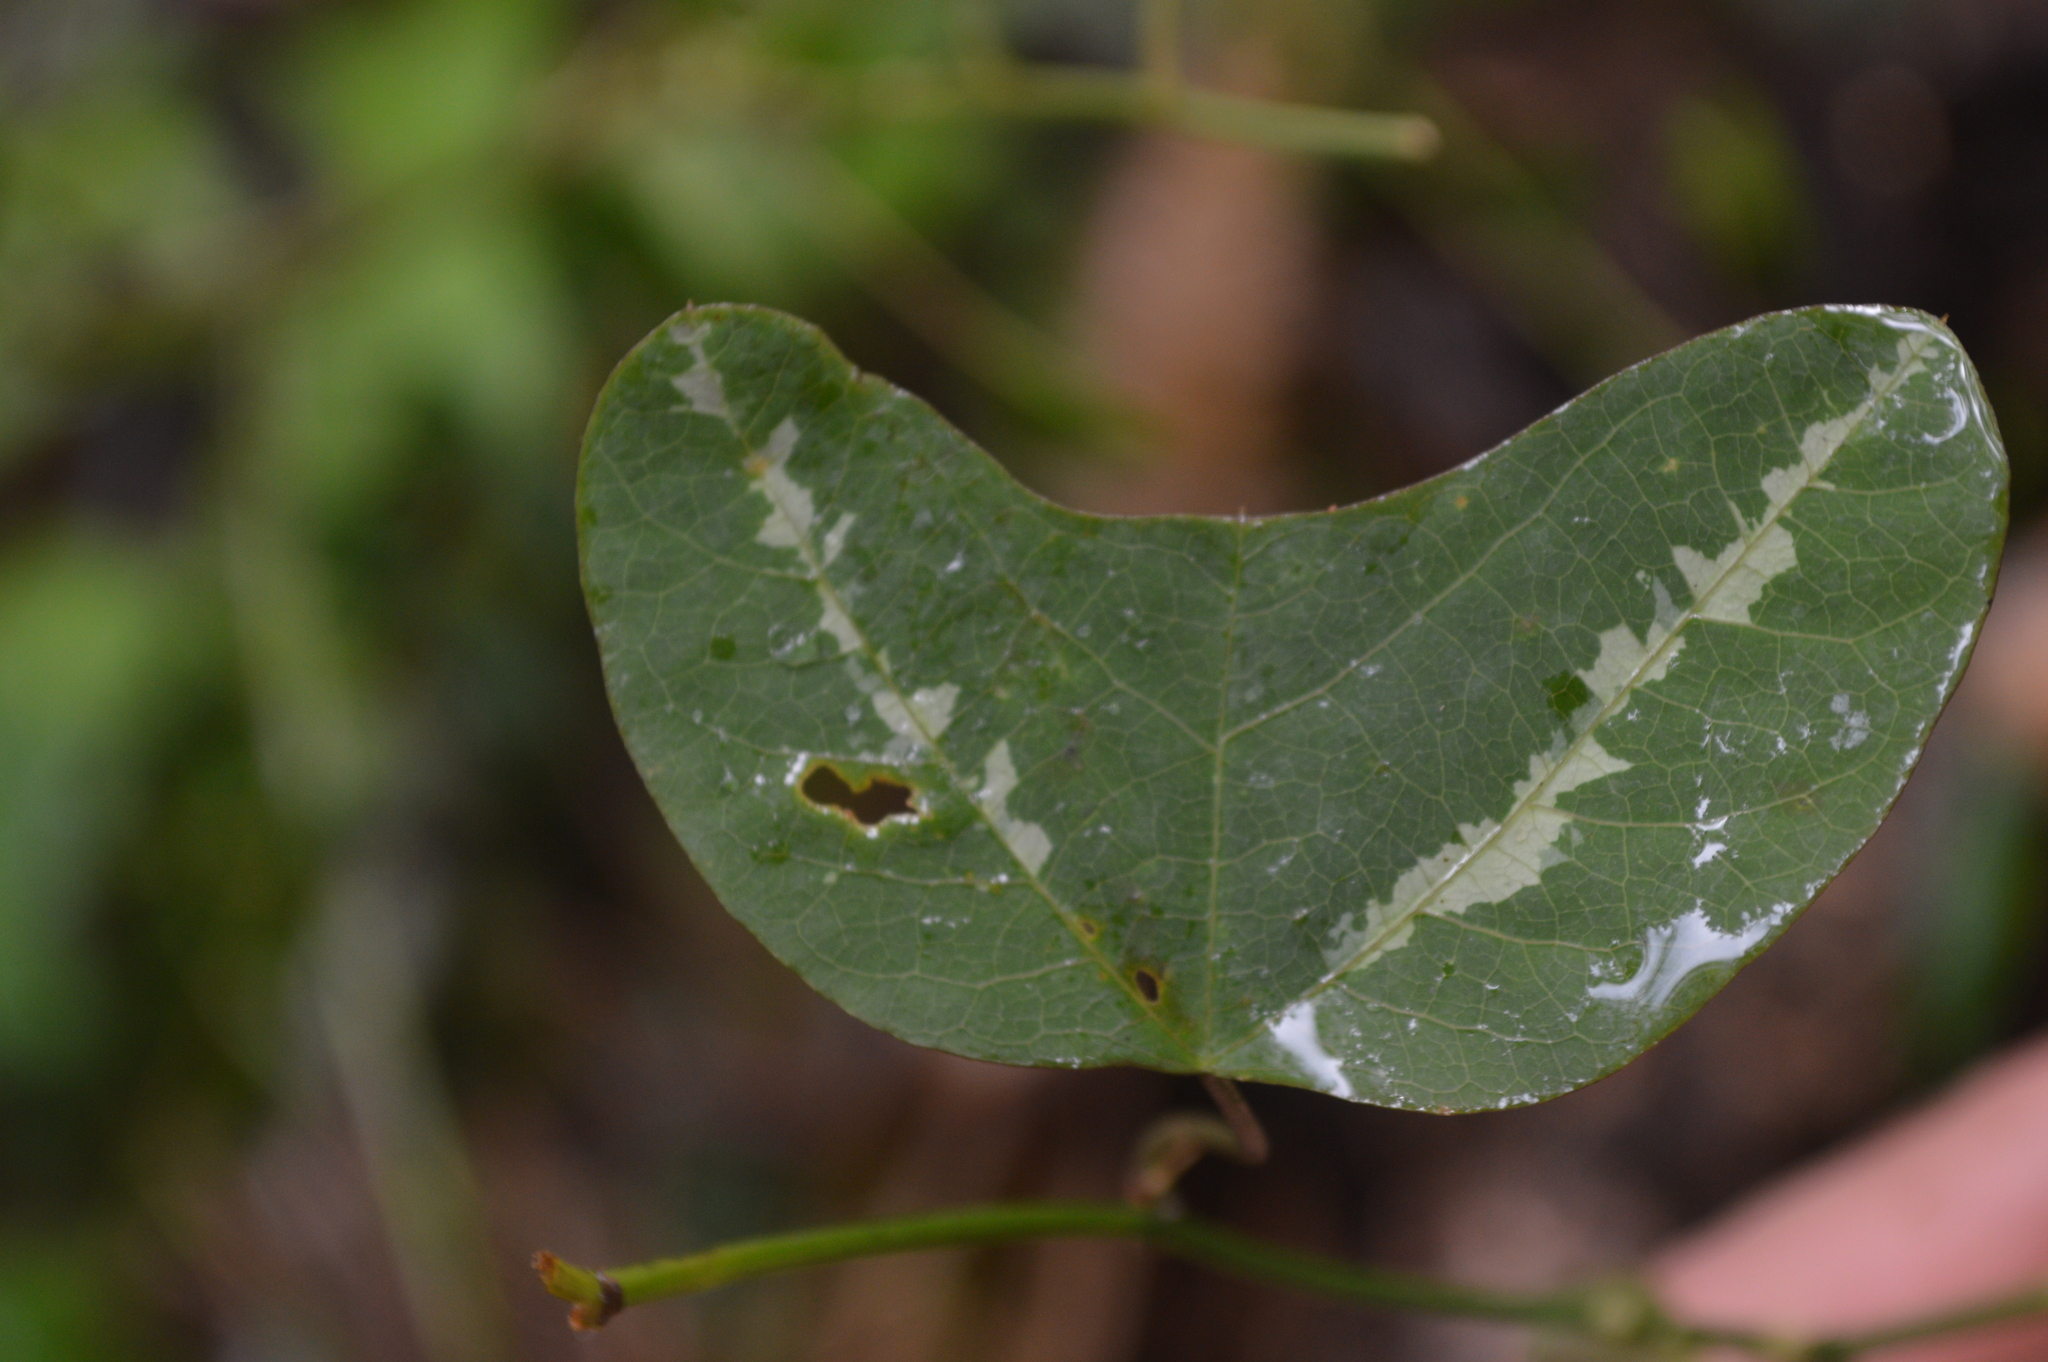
1381, 76, 1685, 385
310, 850, 513, 1362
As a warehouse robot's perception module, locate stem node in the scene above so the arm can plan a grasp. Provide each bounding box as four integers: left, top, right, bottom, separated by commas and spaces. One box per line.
1578, 1276, 1660, 1346
532, 1251, 624, 1330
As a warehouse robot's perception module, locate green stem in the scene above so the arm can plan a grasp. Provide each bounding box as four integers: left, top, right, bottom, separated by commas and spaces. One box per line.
1831, 1282, 2048, 1356
858, 63, 1439, 162
540, 1200, 2031, 1357
550, 28, 1436, 164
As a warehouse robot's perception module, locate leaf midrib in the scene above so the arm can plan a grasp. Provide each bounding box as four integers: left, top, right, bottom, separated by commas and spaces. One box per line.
1204, 524, 1247, 1052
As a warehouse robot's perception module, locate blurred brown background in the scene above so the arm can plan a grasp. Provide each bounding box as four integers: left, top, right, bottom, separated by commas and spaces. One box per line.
2, 1, 2046, 1360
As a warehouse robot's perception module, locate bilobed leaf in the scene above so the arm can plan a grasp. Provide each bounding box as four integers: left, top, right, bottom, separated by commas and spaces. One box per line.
580, 304, 2004, 1111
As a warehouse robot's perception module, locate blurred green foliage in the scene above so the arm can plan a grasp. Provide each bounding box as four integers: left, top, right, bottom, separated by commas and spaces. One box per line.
0, 2, 1098, 1355
0, 0, 1357, 1172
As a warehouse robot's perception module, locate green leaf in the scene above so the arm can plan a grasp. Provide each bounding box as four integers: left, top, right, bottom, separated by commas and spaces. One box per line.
580, 303, 2004, 1111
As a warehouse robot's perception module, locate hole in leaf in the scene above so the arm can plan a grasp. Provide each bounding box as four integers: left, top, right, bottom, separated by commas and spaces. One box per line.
800, 764, 917, 826
1133, 968, 1161, 1004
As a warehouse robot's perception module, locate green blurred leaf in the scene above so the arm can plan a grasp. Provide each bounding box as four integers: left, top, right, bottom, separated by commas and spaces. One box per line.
247, 186, 573, 522
827, 121, 1006, 232
0, 533, 207, 1076
1665, 89, 1813, 289
0, 55, 247, 464
750, 0, 952, 67
612, 125, 831, 301
0, 1233, 129, 1362
581, 303, 2004, 1111
281, 0, 557, 196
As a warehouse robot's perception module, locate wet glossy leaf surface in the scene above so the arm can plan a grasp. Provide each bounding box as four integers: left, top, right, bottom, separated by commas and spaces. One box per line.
580, 304, 2004, 1110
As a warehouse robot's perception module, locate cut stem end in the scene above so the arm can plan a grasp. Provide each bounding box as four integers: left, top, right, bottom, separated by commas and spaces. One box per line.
532, 1252, 624, 1330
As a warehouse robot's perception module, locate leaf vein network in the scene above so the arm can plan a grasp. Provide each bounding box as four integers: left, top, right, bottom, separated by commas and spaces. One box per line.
1215, 330, 1934, 1058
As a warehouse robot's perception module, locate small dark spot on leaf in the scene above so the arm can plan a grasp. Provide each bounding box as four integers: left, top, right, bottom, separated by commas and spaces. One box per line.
801, 764, 917, 826
1775, 779, 1821, 815
1543, 671, 1593, 720
709, 635, 736, 660
1133, 968, 1161, 1004
1076, 917, 1100, 941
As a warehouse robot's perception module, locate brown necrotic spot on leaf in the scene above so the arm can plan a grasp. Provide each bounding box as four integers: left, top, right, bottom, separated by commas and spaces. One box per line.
800, 762, 918, 826
1133, 967, 1162, 1004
